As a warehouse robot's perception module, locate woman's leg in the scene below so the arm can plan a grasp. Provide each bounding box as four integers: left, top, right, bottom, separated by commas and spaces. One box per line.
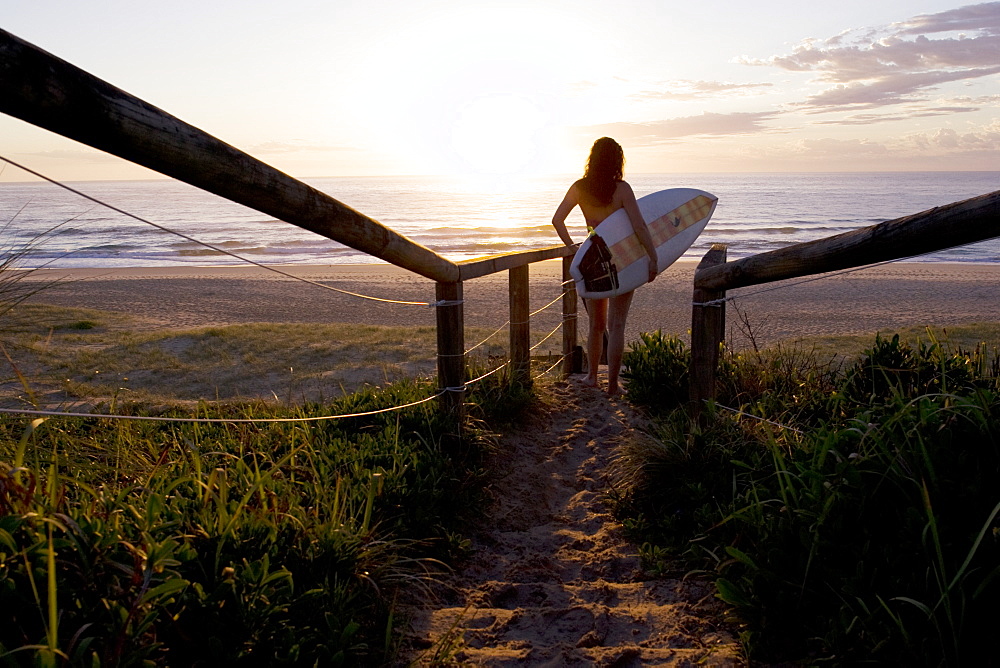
606, 291, 634, 396
584, 297, 608, 386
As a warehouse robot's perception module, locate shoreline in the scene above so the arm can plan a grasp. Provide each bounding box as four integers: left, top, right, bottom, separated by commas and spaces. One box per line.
18, 260, 1000, 347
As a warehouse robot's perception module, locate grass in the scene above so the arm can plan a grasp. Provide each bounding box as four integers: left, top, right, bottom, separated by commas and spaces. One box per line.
0, 362, 531, 666
776, 322, 1000, 365
0, 207, 559, 664
0, 304, 533, 406
617, 326, 1000, 665
0, 219, 63, 323
0, 272, 547, 666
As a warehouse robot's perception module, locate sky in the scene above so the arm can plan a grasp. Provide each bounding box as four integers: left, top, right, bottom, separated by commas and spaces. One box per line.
1, 0, 999, 181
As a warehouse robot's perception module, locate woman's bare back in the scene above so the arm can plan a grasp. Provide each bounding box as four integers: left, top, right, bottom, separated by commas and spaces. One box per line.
575, 180, 628, 227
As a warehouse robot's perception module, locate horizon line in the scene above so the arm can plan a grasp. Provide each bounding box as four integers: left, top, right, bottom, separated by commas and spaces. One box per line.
3, 168, 1000, 185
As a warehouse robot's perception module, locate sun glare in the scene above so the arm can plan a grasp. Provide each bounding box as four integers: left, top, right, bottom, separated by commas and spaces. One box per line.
450, 94, 546, 175
348, 3, 587, 178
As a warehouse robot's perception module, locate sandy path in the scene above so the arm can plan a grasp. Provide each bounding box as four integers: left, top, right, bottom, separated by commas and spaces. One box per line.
400, 376, 740, 666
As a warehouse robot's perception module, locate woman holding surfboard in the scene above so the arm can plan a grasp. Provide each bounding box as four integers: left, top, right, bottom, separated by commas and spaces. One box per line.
552, 137, 658, 397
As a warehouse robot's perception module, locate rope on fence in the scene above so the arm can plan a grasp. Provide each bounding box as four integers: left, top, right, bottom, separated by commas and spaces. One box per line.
459, 284, 573, 356
533, 353, 568, 380
529, 291, 566, 318
0, 392, 444, 423
695, 235, 999, 308
0, 355, 516, 424
464, 320, 511, 355
529, 320, 564, 352
0, 155, 448, 307
1, 157, 573, 421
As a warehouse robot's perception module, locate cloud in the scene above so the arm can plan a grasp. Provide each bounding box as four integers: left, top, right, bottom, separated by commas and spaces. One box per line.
911, 123, 1000, 150
815, 106, 980, 125
739, 2, 1000, 111
947, 93, 1000, 105
896, 2, 1000, 35
582, 112, 779, 145
631, 80, 773, 101
802, 67, 1000, 109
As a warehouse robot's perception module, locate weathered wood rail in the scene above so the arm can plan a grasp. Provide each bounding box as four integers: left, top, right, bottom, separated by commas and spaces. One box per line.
689, 189, 1000, 407
0, 28, 581, 416
0, 29, 457, 284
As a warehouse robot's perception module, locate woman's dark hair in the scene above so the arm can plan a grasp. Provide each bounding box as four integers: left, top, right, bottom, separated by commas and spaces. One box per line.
581, 137, 624, 206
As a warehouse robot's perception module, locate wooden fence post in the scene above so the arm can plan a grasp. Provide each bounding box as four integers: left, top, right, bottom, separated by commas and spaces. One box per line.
509, 265, 530, 386
690, 244, 728, 413
562, 256, 580, 376
435, 281, 465, 417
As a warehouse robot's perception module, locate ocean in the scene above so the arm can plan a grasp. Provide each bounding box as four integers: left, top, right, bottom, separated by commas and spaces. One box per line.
1, 172, 998, 269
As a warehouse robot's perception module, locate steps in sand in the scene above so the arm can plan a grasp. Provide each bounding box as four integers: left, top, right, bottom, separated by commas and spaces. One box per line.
401, 377, 740, 666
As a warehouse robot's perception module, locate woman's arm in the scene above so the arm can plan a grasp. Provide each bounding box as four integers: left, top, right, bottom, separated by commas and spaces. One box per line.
618, 182, 658, 283
551, 183, 580, 246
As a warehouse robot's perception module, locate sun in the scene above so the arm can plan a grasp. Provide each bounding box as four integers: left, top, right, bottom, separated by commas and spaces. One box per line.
345, 4, 587, 177
449, 94, 547, 176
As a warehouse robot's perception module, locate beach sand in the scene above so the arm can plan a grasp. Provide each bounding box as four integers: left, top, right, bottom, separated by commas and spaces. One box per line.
19, 260, 1000, 348
399, 377, 741, 664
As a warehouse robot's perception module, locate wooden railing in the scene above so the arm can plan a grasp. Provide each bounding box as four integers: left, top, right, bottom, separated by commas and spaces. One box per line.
0, 28, 581, 416
434, 245, 580, 413
689, 189, 1000, 409
0, 29, 458, 283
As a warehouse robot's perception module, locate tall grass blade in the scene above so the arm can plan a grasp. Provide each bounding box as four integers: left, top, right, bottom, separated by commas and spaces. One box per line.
937, 498, 1000, 610
13, 418, 45, 482
1, 341, 38, 407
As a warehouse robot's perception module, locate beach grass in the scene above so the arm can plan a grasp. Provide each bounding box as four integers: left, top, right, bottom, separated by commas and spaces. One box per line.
781, 322, 1000, 363
0, 304, 534, 406
0, 348, 529, 665
617, 327, 1000, 665
8, 284, 1000, 665
0, 261, 546, 667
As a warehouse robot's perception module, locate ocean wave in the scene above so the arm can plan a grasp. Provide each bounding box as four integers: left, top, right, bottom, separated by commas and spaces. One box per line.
266, 239, 342, 249
4, 172, 999, 268
706, 225, 855, 236
169, 239, 256, 249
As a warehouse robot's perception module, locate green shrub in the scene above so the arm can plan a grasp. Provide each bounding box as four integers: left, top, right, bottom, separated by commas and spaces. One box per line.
0, 374, 519, 666
622, 330, 689, 411
616, 330, 1000, 665
842, 333, 981, 404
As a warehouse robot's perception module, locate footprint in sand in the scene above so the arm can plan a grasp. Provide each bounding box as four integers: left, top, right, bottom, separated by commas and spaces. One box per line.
399, 379, 740, 666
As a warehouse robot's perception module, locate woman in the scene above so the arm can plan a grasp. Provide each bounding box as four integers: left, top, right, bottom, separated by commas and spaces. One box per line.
552, 137, 658, 397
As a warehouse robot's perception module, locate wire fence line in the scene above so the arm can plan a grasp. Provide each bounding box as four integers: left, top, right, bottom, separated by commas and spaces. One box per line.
0, 289, 570, 425
530, 319, 565, 353
0, 360, 512, 424
694, 233, 998, 309
0, 155, 454, 307
0, 392, 445, 424
533, 353, 569, 381
1, 157, 578, 424
0, 348, 570, 424
461, 285, 575, 357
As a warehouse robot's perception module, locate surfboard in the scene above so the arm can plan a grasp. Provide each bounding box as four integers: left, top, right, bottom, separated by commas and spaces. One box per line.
570, 188, 718, 299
